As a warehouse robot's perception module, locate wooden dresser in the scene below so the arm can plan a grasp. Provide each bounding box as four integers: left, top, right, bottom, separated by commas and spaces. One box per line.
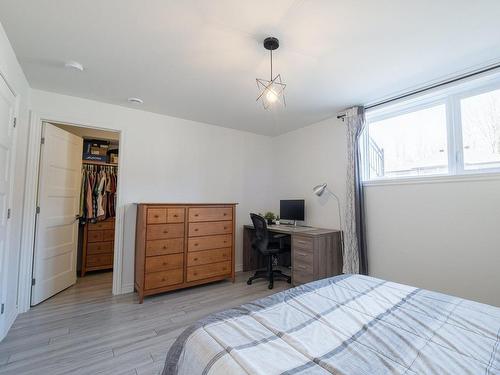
135, 203, 237, 303
81, 217, 115, 276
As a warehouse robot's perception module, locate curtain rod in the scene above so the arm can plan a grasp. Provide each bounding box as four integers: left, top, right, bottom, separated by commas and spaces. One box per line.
336, 62, 500, 119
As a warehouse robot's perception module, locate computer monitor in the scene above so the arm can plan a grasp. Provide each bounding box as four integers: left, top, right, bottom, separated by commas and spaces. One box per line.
280, 199, 305, 224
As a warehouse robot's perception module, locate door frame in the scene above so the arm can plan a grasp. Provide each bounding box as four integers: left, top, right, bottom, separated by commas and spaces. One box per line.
18, 112, 126, 312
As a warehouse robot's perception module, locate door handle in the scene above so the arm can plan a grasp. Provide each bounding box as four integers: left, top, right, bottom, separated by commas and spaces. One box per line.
74, 214, 81, 222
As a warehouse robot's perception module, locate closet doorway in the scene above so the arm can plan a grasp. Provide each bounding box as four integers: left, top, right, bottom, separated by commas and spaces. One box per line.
31, 122, 120, 305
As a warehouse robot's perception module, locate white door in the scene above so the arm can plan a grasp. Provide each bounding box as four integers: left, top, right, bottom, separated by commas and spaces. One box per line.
31, 123, 83, 305
0, 75, 17, 335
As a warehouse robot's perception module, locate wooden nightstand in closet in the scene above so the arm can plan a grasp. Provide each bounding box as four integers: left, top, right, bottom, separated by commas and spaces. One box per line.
81, 217, 115, 276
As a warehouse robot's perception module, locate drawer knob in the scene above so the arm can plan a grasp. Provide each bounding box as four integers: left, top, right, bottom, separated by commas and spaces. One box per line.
163, 230, 168, 233
194, 214, 199, 217
173, 214, 178, 217
193, 272, 198, 276
193, 258, 198, 261
163, 246, 167, 249
194, 243, 198, 246
163, 262, 167, 266
223, 213, 227, 216
224, 227, 227, 230
194, 228, 199, 231
162, 278, 166, 281
154, 215, 159, 218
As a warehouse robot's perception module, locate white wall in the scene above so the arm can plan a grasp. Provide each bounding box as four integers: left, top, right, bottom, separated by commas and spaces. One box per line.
271, 119, 500, 307
0, 22, 30, 339
365, 178, 500, 306
30, 89, 274, 291
271, 117, 347, 229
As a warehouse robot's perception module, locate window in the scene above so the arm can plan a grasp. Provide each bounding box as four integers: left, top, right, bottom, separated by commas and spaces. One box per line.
362, 76, 500, 181
460, 88, 500, 171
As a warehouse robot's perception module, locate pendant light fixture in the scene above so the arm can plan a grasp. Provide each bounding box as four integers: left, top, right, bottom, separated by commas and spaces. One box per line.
256, 37, 286, 109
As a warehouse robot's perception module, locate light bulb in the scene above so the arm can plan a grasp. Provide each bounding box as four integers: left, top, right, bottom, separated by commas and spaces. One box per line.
266, 88, 278, 103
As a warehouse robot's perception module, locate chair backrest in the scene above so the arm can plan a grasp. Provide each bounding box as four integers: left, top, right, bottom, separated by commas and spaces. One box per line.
250, 213, 268, 253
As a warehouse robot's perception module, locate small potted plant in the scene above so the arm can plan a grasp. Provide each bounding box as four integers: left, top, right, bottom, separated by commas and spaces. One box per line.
275, 215, 280, 225
264, 212, 276, 225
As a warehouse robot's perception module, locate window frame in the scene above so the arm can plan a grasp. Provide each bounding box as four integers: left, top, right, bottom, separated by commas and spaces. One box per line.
362, 73, 500, 183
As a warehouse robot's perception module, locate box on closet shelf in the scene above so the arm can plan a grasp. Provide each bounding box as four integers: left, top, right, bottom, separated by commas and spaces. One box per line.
83, 153, 108, 163
83, 139, 110, 154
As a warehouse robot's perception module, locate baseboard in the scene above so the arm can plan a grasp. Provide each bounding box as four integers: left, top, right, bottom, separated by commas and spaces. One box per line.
235, 264, 243, 272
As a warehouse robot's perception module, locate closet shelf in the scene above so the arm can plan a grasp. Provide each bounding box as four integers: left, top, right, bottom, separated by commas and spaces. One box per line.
82, 160, 118, 167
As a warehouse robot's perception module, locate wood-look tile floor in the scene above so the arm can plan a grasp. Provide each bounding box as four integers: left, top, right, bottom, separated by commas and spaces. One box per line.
0, 271, 290, 375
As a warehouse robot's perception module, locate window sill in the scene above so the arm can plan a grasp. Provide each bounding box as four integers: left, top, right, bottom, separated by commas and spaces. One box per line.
362, 171, 500, 187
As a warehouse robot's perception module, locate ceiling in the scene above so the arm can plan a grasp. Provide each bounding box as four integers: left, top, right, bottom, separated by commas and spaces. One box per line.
1, 1, 500, 136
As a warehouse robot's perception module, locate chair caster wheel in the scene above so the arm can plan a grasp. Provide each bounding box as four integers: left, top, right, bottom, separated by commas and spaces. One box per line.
247, 280, 252, 285
287, 278, 291, 284
268, 284, 273, 289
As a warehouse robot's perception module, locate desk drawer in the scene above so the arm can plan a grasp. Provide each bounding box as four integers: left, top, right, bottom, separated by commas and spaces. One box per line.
145, 269, 183, 290
187, 248, 231, 267
188, 221, 232, 237
293, 248, 313, 266
146, 238, 184, 256
293, 269, 314, 285
293, 236, 313, 250
188, 207, 232, 222
145, 254, 183, 273
187, 234, 232, 252
187, 261, 231, 282
147, 223, 184, 240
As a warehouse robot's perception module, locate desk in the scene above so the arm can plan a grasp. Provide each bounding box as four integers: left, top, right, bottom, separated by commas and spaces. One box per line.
243, 224, 343, 286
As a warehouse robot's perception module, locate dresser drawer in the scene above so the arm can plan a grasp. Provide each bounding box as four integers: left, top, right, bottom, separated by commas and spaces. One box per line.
145, 254, 183, 273
147, 208, 167, 224
187, 234, 232, 252
167, 208, 185, 223
147, 223, 185, 240
188, 207, 232, 222
186, 261, 231, 282
102, 229, 115, 241
145, 269, 183, 290
187, 248, 231, 267
188, 221, 232, 237
87, 254, 113, 267
87, 241, 113, 255
88, 220, 114, 231
87, 230, 104, 243
147, 208, 185, 224
146, 238, 184, 257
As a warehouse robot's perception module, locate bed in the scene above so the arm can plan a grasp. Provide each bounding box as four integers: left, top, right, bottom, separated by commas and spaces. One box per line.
164, 274, 500, 374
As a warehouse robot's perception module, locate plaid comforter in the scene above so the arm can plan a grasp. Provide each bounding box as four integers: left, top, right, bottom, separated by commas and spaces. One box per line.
164, 274, 500, 374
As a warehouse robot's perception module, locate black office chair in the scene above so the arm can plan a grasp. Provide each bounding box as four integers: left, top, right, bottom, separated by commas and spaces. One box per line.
247, 213, 291, 289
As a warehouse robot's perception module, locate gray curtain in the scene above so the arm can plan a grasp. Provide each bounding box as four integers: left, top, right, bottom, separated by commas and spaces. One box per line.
344, 106, 368, 275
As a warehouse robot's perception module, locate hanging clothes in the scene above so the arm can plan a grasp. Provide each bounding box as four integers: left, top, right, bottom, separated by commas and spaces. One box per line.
80, 163, 118, 223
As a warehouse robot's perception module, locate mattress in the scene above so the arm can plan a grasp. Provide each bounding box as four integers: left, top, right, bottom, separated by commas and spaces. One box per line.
164, 274, 500, 374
